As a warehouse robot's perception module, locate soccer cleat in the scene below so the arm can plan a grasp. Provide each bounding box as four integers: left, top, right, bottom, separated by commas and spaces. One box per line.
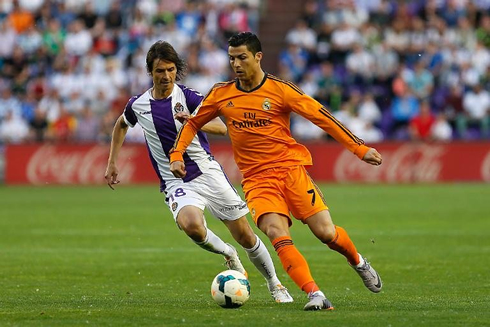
351, 254, 382, 293
224, 243, 248, 278
303, 291, 334, 311
270, 284, 294, 303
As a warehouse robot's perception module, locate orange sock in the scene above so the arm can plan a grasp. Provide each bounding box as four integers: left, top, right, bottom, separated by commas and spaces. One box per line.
327, 226, 360, 265
272, 236, 320, 294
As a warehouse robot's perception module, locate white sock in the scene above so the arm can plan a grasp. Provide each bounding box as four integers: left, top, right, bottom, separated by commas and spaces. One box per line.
194, 228, 233, 257
354, 253, 365, 268
243, 236, 281, 290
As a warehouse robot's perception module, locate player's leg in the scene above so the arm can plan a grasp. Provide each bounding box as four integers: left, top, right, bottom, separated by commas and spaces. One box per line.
223, 216, 293, 303
166, 186, 237, 261
199, 161, 292, 302
175, 205, 231, 255
305, 211, 382, 293
242, 168, 332, 310
286, 165, 382, 293
257, 213, 332, 310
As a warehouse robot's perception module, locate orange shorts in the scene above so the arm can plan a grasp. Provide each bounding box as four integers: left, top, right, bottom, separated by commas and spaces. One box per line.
241, 165, 328, 226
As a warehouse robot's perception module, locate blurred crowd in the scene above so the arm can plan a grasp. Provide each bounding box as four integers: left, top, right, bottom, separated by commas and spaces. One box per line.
0, 0, 259, 144
0, 0, 489, 145
286, 0, 490, 143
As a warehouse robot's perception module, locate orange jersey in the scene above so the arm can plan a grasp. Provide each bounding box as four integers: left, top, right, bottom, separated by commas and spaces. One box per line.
171, 73, 369, 178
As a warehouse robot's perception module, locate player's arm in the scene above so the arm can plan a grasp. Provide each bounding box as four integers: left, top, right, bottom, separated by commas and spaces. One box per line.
104, 115, 129, 189
170, 99, 220, 178
289, 91, 382, 165
174, 112, 226, 135
200, 117, 227, 135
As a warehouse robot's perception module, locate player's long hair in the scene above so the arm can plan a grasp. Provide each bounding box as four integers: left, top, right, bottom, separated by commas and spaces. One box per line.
228, 32, 262, 55
146, 41, 187, 80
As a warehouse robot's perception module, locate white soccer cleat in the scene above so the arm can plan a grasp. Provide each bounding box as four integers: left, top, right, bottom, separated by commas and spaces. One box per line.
303, 290, 334, 311
224, 243, 248, 278
351, 254, 382, 293
270, 284, 294, 303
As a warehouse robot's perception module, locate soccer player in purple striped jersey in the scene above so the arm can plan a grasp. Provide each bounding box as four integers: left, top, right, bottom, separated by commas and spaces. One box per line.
104, 41, 293, 303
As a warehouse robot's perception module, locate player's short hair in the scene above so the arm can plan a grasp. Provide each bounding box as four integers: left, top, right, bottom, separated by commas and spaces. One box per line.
146, 41, 186, 80
228, 32, 262, 55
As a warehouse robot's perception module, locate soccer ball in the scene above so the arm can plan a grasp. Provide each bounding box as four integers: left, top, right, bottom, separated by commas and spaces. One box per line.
210, 270, 250, 308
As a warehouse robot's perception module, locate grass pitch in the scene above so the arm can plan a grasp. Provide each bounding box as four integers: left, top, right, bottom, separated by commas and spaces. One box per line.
0, 183, 489, 326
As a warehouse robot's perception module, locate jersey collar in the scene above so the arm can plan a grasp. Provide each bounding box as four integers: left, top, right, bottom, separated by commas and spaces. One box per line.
235, 72, 268, 93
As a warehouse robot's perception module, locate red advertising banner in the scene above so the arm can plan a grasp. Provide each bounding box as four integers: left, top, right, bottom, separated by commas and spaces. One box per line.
5, 142, 490, 185
5, 144, 156, 185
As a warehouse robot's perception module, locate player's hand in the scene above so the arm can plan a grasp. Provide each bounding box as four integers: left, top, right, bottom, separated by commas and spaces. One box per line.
104, 163, 120, 190
174, 112, 190, 124
170, 160, 187, 178
362, 148, 383, 166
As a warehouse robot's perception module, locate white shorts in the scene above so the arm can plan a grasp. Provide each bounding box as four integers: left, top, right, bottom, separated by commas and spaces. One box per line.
164, 159, 249, 222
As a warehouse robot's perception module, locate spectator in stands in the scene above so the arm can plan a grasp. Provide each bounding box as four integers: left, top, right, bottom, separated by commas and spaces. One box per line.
390, 90, 420, 138
37, 87, 61, 124
285, 19, 317, 53
0, 109, 29, 144
64, 19, 93, 57
406, 60, 434, 101
42, 18, 66, 57
7, 0, 34, 33
409, 100, 436, 141
358, 92, 382, 126
48, 105, 76, 143
329, 20, 361, 64
346, 43, 375, 86
0, 88, 21, 121
443, 84, 464, 125
458, 84, 490, 139
279, 41, 309, 83
75, 106, 99, 143
315, 61, 341, 106
431, 112, 453, 142
28, 108, 48, 143
475, 15, 490, 48
0, 19, 16, 58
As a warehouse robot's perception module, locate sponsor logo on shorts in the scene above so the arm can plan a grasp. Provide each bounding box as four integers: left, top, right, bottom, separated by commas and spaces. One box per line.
251, 208, 255, 218
172, 202, 178, 211
219, 203, 247, 213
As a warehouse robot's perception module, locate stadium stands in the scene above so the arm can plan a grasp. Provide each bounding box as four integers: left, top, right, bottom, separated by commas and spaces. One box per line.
0, 0, 489, 144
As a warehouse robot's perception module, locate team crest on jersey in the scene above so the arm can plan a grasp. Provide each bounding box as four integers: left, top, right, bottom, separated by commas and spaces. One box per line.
174, 102, 184, 113
172, 202, 178, 212
262, 98, 271, 110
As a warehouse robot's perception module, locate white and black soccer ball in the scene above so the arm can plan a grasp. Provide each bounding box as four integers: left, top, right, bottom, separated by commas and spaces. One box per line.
210, 270, 250, 308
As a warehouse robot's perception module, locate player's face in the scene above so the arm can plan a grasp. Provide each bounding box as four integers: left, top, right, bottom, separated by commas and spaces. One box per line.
151, 59, 177, 97
228, 45, 262, 80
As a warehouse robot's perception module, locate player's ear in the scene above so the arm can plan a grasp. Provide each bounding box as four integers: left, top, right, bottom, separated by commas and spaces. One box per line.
255, 51, 263, 62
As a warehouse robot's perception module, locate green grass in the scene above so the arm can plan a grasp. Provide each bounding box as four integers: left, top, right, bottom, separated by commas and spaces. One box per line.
0, 184, 489, 326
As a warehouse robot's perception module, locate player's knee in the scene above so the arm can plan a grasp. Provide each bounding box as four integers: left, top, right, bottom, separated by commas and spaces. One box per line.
235, 230, 256, 249
260, 223, 288, 241
229, 218, 256, 248
177, 216, 206, 241
322, 224, 337, 243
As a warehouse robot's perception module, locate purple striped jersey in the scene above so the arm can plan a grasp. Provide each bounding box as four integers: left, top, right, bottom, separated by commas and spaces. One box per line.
123, 84, 211, 192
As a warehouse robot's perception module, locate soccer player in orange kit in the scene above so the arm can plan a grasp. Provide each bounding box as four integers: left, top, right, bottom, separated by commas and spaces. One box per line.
170, 32, 383, 311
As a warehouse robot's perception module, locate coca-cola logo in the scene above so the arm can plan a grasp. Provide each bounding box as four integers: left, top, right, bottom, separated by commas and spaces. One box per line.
481, 150, 490, 182
26, 145, 138, 184
334, 144, 446, 183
